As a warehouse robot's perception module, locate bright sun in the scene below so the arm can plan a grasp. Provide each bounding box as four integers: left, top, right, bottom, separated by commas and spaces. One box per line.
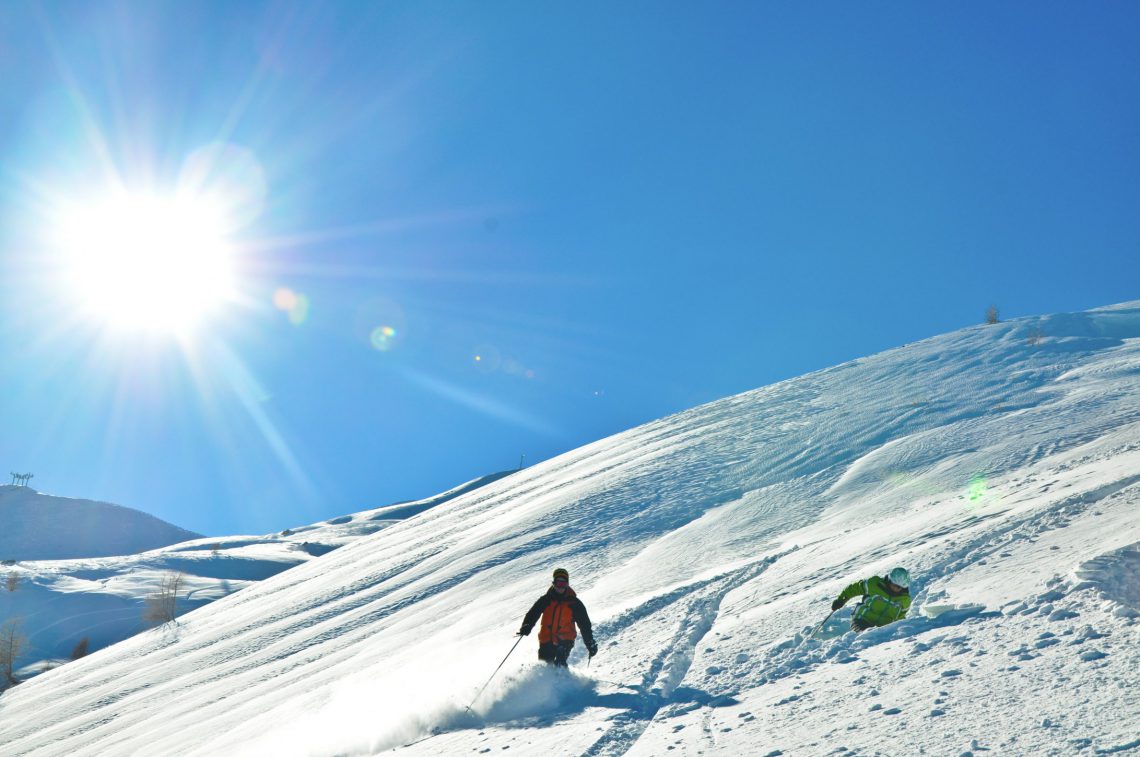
56, 192, 237, 334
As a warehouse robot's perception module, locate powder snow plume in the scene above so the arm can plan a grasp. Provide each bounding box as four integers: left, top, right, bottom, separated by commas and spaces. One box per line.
244, 657, 598, 756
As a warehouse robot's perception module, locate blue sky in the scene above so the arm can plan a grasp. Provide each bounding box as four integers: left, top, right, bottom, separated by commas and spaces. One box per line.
2, 2, 1138, 536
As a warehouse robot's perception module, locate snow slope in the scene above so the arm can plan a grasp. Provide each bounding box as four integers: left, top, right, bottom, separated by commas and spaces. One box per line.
0, 487, 200, 561
0, 471, 515, 673
1, 303, 1138, 756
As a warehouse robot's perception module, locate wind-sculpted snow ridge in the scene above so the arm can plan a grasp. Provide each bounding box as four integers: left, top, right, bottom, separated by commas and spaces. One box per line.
1075, 542, 1140, 619
0, 303, 1138, 756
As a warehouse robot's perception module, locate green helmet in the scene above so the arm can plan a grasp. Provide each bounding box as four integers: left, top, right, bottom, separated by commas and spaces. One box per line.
887, 567, 910, 589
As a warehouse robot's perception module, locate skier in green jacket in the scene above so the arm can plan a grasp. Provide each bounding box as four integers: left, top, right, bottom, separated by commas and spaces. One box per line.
832, 567, 912, 632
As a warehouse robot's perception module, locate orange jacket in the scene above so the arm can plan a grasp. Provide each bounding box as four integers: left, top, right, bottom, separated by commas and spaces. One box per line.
521, 586, 594, 645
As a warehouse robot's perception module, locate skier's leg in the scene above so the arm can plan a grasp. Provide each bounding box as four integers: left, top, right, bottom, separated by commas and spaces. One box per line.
538, 643, 558, 664
553, 640, 574, 667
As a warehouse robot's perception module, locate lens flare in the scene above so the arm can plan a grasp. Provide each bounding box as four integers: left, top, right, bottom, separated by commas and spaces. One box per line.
273, 288, 298, 311
354, 297, 406, 351
288, 295, 310, 325
968, 474, 988, 506
272, 287, 309, 325
370, 325, 398, 351
472, 344, 502, 372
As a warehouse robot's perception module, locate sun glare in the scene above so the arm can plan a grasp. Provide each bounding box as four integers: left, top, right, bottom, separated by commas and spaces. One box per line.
56, 192, 237, 334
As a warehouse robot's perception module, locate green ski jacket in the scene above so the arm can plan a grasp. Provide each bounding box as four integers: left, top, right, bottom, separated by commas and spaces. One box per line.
837, 575, 911, 627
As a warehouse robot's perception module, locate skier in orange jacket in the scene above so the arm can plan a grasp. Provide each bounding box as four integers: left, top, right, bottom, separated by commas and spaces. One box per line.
518, 567, 597, 667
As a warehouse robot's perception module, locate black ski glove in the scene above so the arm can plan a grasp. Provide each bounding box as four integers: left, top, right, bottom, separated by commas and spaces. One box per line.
586, 640, 598, 657
831, 598, 845, 612
518, 624, 533, 637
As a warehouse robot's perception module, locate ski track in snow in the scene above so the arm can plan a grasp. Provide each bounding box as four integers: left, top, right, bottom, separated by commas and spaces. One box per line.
580, 554, 785, 756
1, 304, 1139, 756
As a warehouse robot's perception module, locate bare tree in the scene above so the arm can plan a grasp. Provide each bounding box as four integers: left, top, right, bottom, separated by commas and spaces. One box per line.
0, 619, 26, 686
985, 305, 1000, 325
70, 637, 90, 660
143, 571, 184, 625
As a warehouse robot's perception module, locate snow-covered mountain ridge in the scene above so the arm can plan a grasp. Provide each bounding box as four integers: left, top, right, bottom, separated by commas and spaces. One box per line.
0, 487, 200, 561
1, 303, 1138, 756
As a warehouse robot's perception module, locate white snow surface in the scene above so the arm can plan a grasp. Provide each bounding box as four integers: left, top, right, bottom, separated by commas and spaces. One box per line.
0, 472, 514, 671
2, 303, 1139, 756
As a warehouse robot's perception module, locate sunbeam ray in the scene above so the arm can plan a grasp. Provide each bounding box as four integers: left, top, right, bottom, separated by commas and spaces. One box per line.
399, 367, 562, 438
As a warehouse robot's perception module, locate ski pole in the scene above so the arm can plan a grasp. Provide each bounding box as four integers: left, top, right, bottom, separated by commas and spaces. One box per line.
466, 636, 523, 713
809, 610, 835, 639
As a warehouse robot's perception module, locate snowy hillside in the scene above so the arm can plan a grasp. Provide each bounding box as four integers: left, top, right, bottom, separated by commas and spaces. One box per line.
0, 487, 201, 561
1, 303, 1138, 756
0, 472, 515, 673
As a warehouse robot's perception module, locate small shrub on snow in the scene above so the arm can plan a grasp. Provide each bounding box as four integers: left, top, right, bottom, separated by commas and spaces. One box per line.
71, 637, 90, 660
143, 572, 184, 625
0, 619, 26, 685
